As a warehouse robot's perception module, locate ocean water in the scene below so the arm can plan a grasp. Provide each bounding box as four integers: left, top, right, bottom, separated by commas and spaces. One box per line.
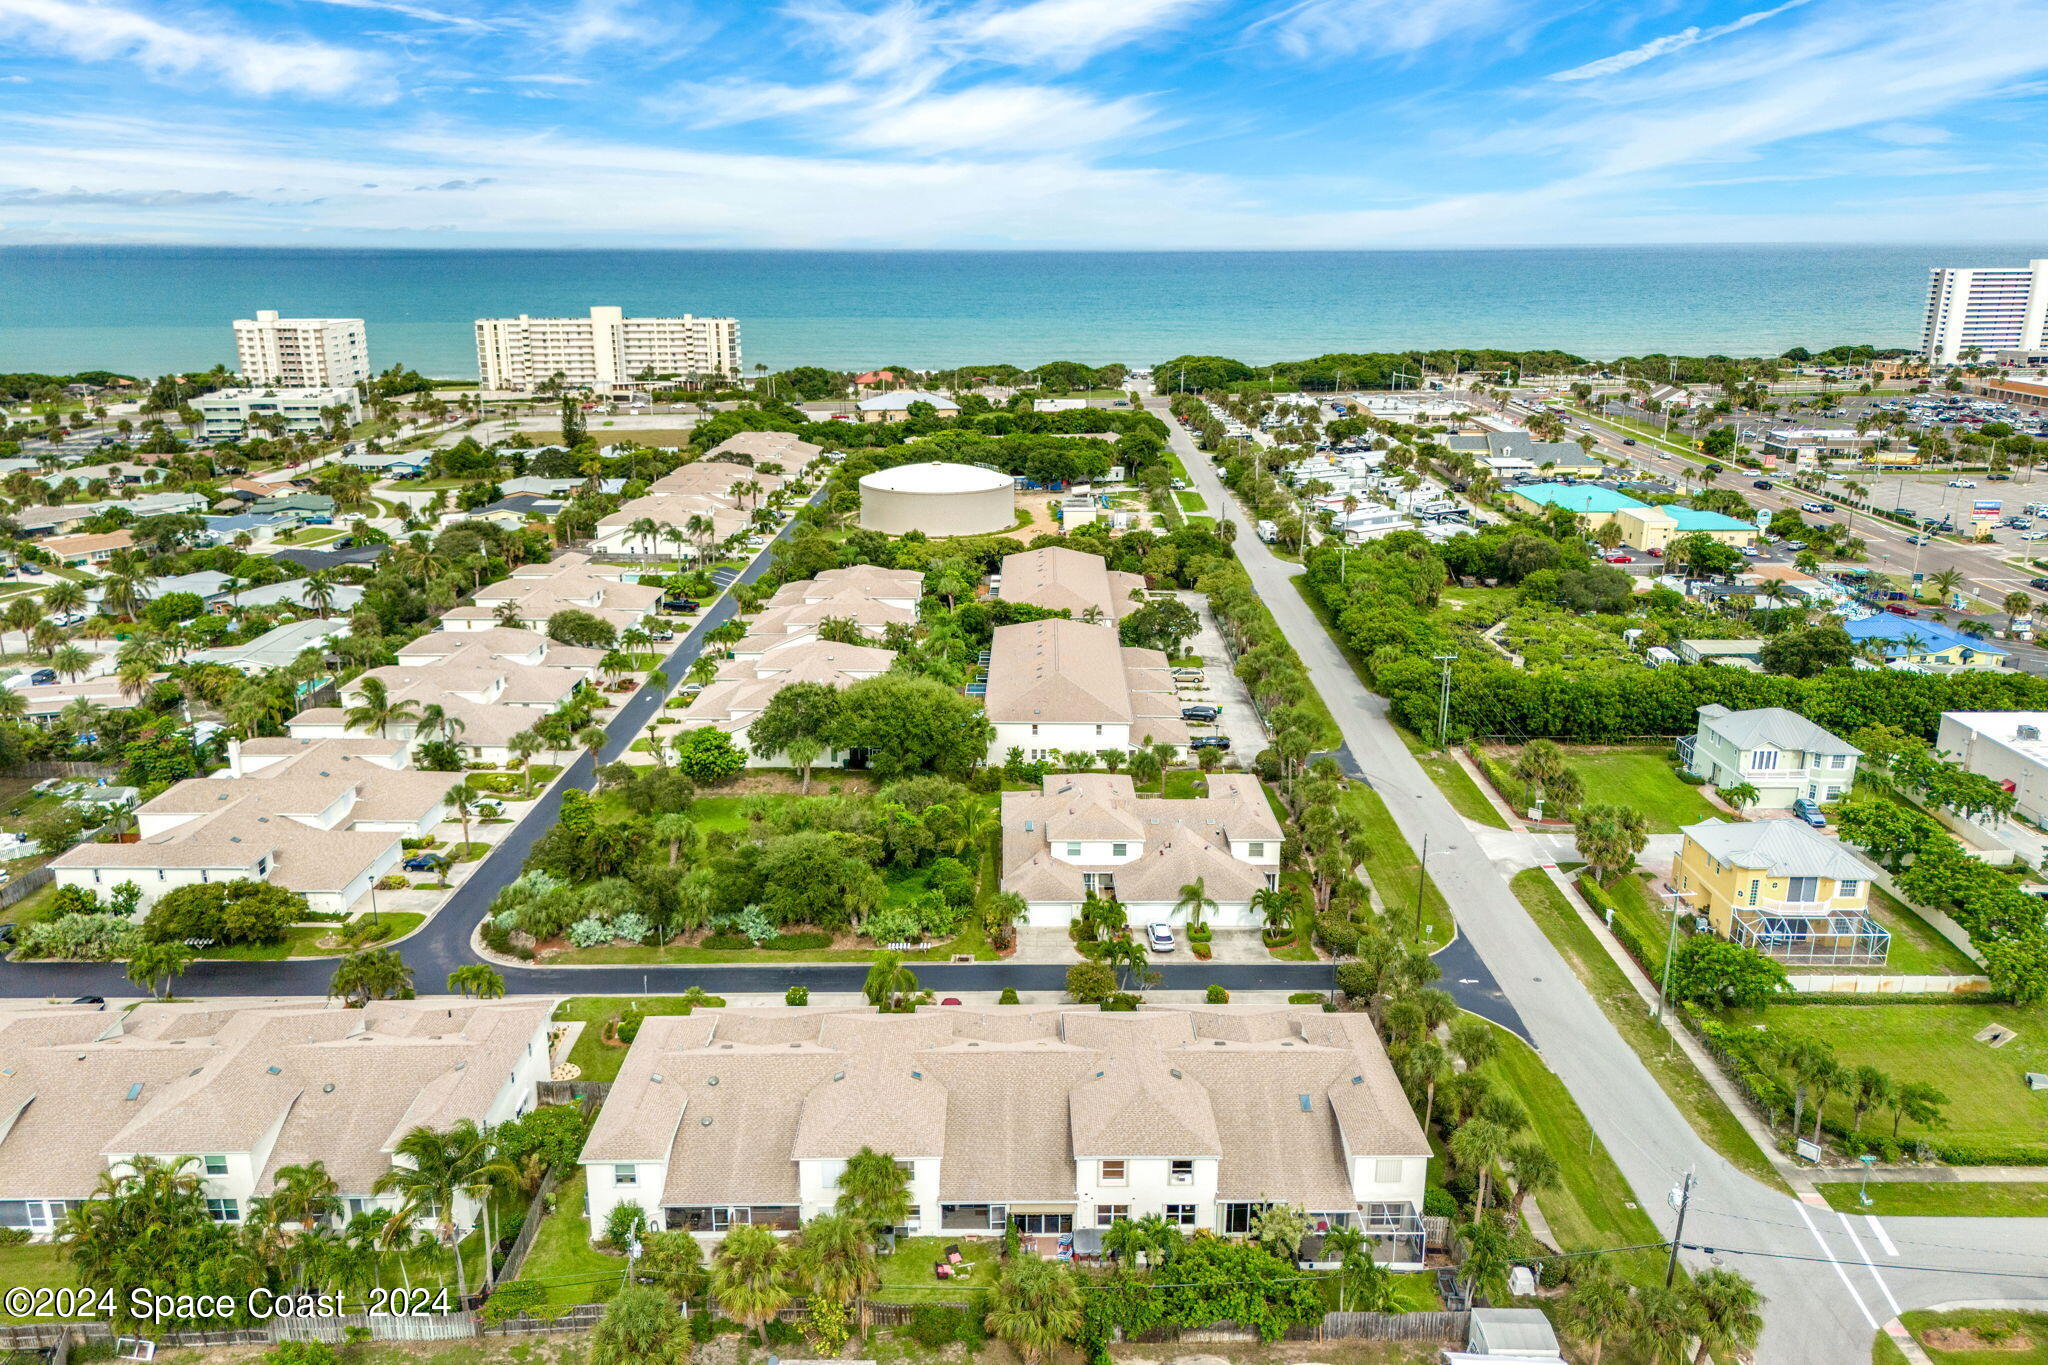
3, 243, 2045, 379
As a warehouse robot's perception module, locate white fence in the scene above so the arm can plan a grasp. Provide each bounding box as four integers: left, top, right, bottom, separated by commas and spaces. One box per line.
1788, 973, 1991, 995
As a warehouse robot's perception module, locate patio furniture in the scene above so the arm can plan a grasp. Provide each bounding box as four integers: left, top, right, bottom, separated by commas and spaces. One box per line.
934, 1263, 953, 1280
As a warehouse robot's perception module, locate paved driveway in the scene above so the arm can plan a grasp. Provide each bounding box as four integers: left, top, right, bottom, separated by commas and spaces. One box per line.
1170, 590, 1269, 762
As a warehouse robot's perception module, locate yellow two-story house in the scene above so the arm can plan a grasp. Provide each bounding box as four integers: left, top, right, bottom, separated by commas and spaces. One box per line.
1673, 819, 1890, 967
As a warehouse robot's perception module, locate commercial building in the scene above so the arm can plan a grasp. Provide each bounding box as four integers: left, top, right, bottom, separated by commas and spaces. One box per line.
1674, 818, 1888, 968
858, 462, 1015, 536
1936, 711, 2048, 828
49, 738, 452, 915
232, 311, 369, 388
1000, 773, 1281, 927
474, 306, 741, 391
1678, 704, 1860, 807
1922, 258, 2048, 364
1506, 483, 1755, 552
0, 999, 553, 1235
191, 387, 361, 441
1760, 428, 1879, 465
984, 617, 1188, 762
579, 1004, 1429, 1266
853, 390, 960, 423
1444, 430, 1599, 476
996, 547, 1146, 623
1843, 616, 2008, 671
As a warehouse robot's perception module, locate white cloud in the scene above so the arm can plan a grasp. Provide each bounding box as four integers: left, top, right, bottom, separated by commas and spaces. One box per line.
838, 83, 1158, 152
0, 0, 383, 97
551, 0, 637, 53
962, 0, 1210, 68
662, 77, 865, 126
1262, 0, 1517, 60
1548, 0, 1814, 82
294, 0, 498, 30
1868, 121, 1950, 145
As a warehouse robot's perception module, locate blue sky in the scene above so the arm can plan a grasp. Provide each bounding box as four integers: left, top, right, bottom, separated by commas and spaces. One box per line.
0, 0, 2045, 247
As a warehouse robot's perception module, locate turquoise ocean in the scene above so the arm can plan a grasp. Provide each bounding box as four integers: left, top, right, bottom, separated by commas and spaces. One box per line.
4, 243, 2046, 379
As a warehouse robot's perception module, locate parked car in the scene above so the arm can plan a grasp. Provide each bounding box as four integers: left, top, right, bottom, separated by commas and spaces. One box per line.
1190, 735, 1232, 751
1792, 798, 1828, 828
662, 597, 701, 613
2024, 532, 2048, 542
1886, 603, 1921, 616
1147, 923, 1177, 953
402, 853, 446, 873
1600, 552, 1630, 563
27, 668, 55, 685
1181, 704, 1221, 722
19, 564, 42, 575
1949, 478, 1978, 488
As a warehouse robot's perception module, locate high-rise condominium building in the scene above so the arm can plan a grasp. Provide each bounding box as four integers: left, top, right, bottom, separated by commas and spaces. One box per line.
1921, 259, 2048, 365
233, 310, 370, 388
473, 306, 741, 392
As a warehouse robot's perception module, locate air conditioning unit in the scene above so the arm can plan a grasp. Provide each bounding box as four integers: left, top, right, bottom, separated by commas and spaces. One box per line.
2019, 725, 2040, 742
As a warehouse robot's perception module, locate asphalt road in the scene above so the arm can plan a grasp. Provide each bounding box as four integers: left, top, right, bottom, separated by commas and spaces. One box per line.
1152, 397, 2048, 1364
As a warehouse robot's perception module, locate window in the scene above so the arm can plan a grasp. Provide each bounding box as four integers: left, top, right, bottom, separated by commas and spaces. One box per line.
1831, 754, 1849, 770
1169, 1160, 1194, 1186
206, 1198, 240, 1223
202, 1155, 228, 1176
1746, 880, 1760, 906
1111, 843, 1127, 858
1165, 1204, 1197, 1226
1029, 724, 1039, 737
1365, 1202, 1409, 1230
1095, 1205, 1128, 1227
613, 1165, 637, 1186
1838, 879, 1860, 898
1750, 750, 1778, 771
1100, 1160, 1126, 1185
1786, 876, 1819, 903
1247, 841, 1265, 857
1065, 842, 1082, 858
1373, 1158, 1403, 1183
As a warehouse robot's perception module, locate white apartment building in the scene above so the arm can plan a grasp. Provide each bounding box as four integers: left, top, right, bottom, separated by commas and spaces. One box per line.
475, 306, 741, 391
1922, 259, 2048, 365
192, 387, 361, 441
233, 310, 370, 388
581, 1005, 1431, 1267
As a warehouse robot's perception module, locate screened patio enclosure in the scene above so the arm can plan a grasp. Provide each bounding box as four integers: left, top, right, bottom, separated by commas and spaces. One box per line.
1729, 908, 1890, 967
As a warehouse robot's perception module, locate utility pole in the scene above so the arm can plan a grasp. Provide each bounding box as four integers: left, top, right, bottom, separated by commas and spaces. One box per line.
1654, 888, 1688, 1023
1433, 653, 1458, 750
1665, 1170, 1697, 1287
1413, 832, 1430, 944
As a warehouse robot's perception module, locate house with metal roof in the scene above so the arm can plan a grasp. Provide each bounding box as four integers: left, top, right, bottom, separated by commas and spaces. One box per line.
1844, 615, 2008, 671
1674, 818, 1889, 967
1679, 704, 1860, 808
580, 1004, 1430, 1267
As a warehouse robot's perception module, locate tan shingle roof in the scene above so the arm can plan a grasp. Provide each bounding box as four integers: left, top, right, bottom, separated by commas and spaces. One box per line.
999, 547, 1147, 622
985, 619, 1133, 725
1001, 774, 1282, 905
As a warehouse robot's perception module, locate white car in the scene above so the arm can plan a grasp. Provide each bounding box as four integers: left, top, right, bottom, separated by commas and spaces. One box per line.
2023, 532, 2048, 542
1950, 478, 1978, 488
1147, 923, 1177, 953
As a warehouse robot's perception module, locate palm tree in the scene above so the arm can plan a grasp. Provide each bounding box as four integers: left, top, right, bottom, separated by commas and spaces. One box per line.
272, 1161, 342, 1231
589, 1286, 690, 1365
1925, 567, 1965, 607
329, 947, 413, 1005
985, 1258, 1082, 1365
1175, 877, 1218, 933
447, 964, 505, 999
2006, 590, 2033, 634
834, 1146, 912, 1232
1560, 1260, 1633, 1365
792, 1211, 879, 1304
304, 570, 339, 619
708, 1224, 790, 1346
447, 782, 478, 853
345, 676, 422, 740
1687, 1268, 1764, 1365
861, 951, 919, 1009
51, 644, 92, 682
509, 729, 544, 795
371, 1119, 490, 1304
1448, 1118, 1513, 1212
124, 940, 195, 999
1718, 781, 1760, 811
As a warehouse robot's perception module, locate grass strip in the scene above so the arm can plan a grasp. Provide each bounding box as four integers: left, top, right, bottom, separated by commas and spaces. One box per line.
1819, 1180, 2048, 1219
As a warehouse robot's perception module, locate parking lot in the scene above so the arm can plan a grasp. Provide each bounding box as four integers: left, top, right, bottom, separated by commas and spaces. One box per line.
1170, 590, 1270, 763
1836, 469, 2048, 550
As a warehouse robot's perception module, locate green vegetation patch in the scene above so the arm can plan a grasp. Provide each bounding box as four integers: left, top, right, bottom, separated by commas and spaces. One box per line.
1819, 1180, 2048, 1218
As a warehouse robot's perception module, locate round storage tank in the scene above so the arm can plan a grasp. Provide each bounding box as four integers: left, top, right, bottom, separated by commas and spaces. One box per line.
858, 461, 1015, 536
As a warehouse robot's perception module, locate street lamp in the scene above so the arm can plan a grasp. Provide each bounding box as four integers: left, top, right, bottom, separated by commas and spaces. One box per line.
1413, 832, 1458, 945
1654, 887, 1689, 1023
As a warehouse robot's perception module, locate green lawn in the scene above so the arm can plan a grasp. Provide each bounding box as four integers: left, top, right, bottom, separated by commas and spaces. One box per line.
1175, 490, 1207, 512
1867, 886, 1980, 976
1726, 1001, 2048, 1159
198, 912, 427, 961
1512, 869, 1787, 1192
1340, 786, 1454, 952
556, 997, 706, 1083
1819, 1180, 2048, 1218
1415, 751, 1508, 829
515, 1169, 631, 1311
1900, 1309, 2048, 1364
1558, 748, 1723, 832
1160, 769, 1209, 799
1485, 1029, 1669, 1287
0, 1242, 76, 1322
873, 1234, 998, 1304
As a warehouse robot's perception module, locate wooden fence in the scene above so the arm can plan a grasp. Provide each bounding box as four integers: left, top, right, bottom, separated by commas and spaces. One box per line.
270, 1312, 479, 1343
0, 867, 52, 911
1131, 1310, 1468, 1345
493, 1165, 567, 1285
6, 763, 119, 780
481, 1304, 607, 1337
537, 1079, 613, 1108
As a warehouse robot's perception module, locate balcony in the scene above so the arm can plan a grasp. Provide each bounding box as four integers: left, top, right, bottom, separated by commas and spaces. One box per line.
1730, 907, 1890, 967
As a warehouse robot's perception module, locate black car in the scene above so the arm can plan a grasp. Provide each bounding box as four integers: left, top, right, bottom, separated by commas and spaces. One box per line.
1991, 473, 2014, 481
28, 668, 55, 685
1190, 735, 1232, 750
1818, 502, 1836, 512
662, 597, 701, 612
1180, 704, 1221, 722
1622, 437, 1637, 445
1753, 479, 1773, 490
2029, 577, 2048, 592
402, 853, 446, 873
1703, 462, 1725, 475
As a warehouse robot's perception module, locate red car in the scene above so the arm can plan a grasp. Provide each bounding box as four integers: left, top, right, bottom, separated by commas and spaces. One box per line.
1886, 603, 1920, 617
1604, 553, 1633, 563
